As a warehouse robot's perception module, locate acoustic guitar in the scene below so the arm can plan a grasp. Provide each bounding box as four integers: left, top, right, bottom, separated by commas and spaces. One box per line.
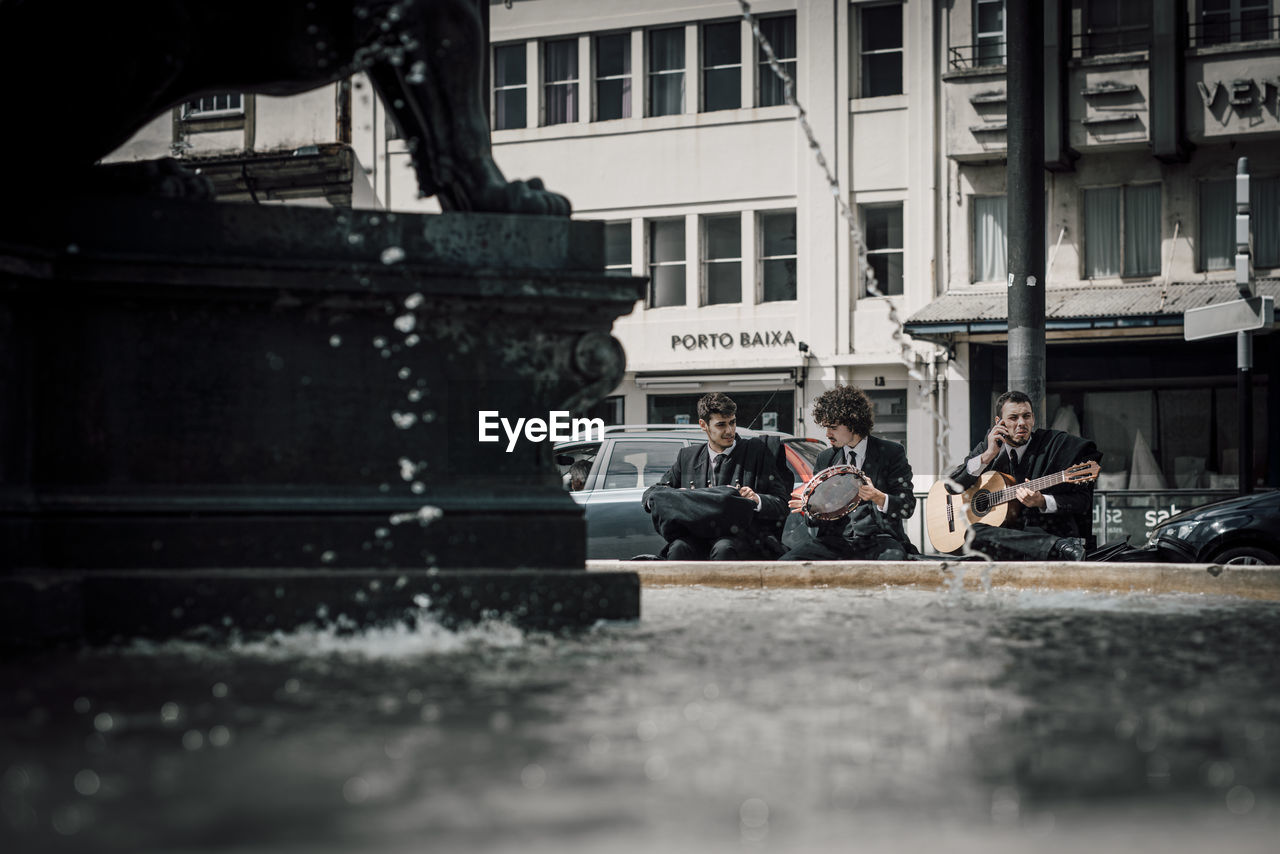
925, 460, 1100, 554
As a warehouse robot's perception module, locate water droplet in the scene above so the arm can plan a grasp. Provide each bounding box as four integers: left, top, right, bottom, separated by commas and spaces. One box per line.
404, 334, 420, 347
73, 770, 100, 796
1226, 785, 1255, 814
394, 313, 416, 333
320, 550, 337, 564
404, 292, 424, 309
93, 713, 113, 733
410, 481, 425, 494
740, 798, 769, 828
381, 246, 406, 265
160, 702, 180, 724
407, 389, 422, 402
343, 776, 371, 804
211, 682, 228, 699
182, 730, 204, 751
397, 367, 411, 380
74, 697, 91, 714
372, 336, 388, 348
347, 232, 364, 245
391, 411, 418, 429
407, 60, 426, 84
520, 764, 546, 789
329, 335, 342, 347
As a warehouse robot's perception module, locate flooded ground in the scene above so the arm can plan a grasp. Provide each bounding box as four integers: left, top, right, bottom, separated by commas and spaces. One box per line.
2, 586, 1278, 853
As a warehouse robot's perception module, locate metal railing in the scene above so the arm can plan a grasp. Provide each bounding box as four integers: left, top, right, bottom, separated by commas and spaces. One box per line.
1189, 14, 1280, 48
947, 40, 1007, 71
1071, 27, 1153, 59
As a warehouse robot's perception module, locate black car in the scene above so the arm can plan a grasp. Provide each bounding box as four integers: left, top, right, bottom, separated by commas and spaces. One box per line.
1150, 489, 1280, 565
555, 426, 825, 560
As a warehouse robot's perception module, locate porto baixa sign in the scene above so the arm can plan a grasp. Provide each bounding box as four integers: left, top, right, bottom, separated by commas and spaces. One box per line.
671, 330, 796, 350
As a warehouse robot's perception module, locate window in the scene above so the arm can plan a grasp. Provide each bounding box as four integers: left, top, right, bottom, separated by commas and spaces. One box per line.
862, 204, 904, 296
603, 440, 682, 489
1083, 185, 1161, 278
703, 215, 741, 304
595, 33, 631, 121
972, 196, 1008, 283
1084, 0, 1152, 56
649, 219, 685, 307
1200, 0, 1273, 45
757, 15, 797, 106
493, 43, 527, 130
859, 3, 903, 97
605, 222, 632, 276
975, 0, 1006, 66
1199, 176, 1280, 270
543, 38, 578, 125
648, 27, 685, 116
760, 211, 797, 301
182, 93, 242, 118
866, 389, 908, 447
702, 22, 741, 112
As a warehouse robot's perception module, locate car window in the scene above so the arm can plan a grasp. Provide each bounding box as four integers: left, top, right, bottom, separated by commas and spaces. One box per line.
556, 442, 600, 490
785, 439, 824, 481
602, 440, 683, 490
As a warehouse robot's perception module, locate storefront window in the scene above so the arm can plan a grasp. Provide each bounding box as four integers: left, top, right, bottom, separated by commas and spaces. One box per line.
647, 391, 795, 434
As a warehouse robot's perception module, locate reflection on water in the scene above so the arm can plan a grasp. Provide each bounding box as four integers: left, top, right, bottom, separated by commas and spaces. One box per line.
2, 587, 1278, 853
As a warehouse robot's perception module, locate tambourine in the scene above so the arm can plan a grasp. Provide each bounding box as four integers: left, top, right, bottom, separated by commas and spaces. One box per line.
799, 465, 869, 521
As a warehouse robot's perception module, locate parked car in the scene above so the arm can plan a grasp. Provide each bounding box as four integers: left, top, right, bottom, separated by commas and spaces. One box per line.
1149, 489, 1280, 565
556, 425, 825, 559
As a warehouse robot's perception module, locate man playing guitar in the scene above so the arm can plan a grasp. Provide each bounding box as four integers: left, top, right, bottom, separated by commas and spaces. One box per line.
946, 390, 1101, 561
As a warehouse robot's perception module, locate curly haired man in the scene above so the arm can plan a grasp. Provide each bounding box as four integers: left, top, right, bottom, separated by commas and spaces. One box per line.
782, 385, 917, 560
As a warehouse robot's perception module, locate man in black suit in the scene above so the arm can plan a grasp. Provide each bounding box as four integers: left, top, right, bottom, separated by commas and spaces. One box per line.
781, 385, 918, 560
947, 390, 1101, 561
642, 392, 792, 560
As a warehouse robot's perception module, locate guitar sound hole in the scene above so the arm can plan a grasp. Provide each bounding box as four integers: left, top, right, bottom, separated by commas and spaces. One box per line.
972, 492, 989, 515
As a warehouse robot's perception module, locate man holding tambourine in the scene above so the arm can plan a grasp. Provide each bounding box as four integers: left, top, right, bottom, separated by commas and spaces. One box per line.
780, 385, 918, 561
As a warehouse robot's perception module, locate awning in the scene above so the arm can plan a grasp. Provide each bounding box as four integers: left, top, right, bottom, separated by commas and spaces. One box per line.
905, 279, 1280, 340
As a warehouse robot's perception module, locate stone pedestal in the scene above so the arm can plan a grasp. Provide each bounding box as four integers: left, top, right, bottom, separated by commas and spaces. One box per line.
0, 199, 643, 641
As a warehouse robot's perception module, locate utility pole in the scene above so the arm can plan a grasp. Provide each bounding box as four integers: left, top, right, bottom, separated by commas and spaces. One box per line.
1006, 0, 1046, 420
1236, 157, 1254, 495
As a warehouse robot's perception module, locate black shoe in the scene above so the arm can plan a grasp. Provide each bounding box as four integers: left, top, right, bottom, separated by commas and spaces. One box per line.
1050, 537, 1086, 562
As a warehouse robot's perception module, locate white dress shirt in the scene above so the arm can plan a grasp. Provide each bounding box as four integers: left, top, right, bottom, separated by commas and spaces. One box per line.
966, 446, 1059, 513
840, 437, 888, 513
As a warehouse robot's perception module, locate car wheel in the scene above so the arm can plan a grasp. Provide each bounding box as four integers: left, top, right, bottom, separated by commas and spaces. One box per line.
1211, 546, 1280, 566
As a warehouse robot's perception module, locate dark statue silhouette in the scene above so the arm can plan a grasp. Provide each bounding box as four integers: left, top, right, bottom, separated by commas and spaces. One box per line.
0, 0, 570, 215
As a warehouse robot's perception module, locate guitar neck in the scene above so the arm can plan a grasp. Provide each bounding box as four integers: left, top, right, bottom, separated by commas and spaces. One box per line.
989, 469, 1072, 507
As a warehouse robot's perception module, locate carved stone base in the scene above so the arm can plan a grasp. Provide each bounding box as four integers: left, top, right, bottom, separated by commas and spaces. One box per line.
0, 199, 643, 633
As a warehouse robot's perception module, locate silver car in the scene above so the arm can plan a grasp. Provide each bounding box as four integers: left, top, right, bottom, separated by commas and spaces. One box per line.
556, 425, 824, 559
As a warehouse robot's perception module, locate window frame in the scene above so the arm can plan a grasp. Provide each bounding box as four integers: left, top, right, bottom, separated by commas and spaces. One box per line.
1198, 0, 1275, 46
759, 209, 798, 302
856, 2, 905, 99
604, 221, 632, 277
181, 93, 244, 120
701, 20, 742, 112
1197, 174, 1280, 271
702, 213, 743, 305
647, 26, 686, 117
860, 202, 905, 297
974, 0, 1007, 67
492, 42, 528, 131
756, 14, 797, 107
593, 32, 632, 121
647, 218, 687, 308
1083, 0, 1153, 57
541, 37, 579, 126
970, 194, 1009, 285
1081, 182, 1163, 279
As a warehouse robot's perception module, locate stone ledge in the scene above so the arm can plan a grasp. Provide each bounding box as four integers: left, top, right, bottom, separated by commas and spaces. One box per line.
586, 560, 1280, 600
1, 569, 640, 649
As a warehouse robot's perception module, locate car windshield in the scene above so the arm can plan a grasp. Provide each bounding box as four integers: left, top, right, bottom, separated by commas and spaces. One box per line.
603, 440, 683, 490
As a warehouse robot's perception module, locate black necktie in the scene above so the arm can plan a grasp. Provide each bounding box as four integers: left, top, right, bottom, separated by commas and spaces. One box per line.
711, 454, 725, 486
844, 448, 855, 467
1011, 450, 1024, 479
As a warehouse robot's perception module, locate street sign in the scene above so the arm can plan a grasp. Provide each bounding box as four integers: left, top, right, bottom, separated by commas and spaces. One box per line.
1183, 295, 1274, 341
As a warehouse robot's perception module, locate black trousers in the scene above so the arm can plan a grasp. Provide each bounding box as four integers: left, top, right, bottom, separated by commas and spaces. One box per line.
966, 523, 1059, 560
779, 534, 907, 562
665, 535, 762, 561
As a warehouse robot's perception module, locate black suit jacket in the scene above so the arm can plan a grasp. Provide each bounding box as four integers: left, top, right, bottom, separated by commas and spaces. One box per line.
805, 436, 917, 550
643, 436, 792, 532
947, 428, 1100, 538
